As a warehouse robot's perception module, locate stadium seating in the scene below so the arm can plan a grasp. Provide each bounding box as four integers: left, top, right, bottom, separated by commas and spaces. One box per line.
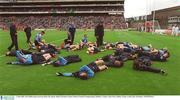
0, 0, 127, 30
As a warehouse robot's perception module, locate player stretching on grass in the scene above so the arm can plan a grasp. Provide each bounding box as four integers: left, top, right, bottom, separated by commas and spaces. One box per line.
34, 31, 45, 49
7, 50, 54, 65
50, 55, 82, 67
56, 59, 108, 80
133, 56, 167, 75
56, 57, 124, 80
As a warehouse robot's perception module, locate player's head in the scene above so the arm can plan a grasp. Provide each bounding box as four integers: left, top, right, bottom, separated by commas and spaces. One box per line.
114, 60, 123, 68
163, 51, 170, 58
84, 34, 87, 38
41, 31, 45, 35
79, 72, 88, 80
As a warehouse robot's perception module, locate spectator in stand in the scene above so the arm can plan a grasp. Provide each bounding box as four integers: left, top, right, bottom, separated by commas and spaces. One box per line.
0, 16, 127, 30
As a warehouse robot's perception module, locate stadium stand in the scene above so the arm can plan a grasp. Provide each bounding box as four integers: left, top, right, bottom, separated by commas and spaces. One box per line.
0, 0, 127, 30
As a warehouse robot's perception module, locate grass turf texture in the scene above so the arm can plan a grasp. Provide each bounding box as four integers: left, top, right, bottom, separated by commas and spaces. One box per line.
0, 30, 180, 95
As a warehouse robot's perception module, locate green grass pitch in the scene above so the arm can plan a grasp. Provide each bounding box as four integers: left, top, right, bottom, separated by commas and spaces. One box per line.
0, 29, 180, 95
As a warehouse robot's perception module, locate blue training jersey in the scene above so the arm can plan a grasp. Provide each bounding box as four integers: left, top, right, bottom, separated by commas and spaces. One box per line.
35, 33, 42, 42
82, 37, 87, 43
80, 65, 94, 78
58, 57, 68, 65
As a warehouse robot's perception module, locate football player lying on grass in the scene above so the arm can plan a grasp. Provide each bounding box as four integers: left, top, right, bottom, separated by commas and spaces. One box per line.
100, 54, 124, 68
114, 49, 138, 61
133, 56, 167, 75
42, 55, 82, 66
60, 35, 88, 51
103, 42, 116, 50
69, 44, 83, 51
86, 42, 104, 54
6, 43, 60, 57
56, 58, 124, 80
60, 39, 72, 51
138, 48, 170, 62
139, 44, 158, 53
56, 59, 108, 80
7, 50, 55, 65
115, 42, 139, 54
6, 49, 32, 56
39, 43, 61, 54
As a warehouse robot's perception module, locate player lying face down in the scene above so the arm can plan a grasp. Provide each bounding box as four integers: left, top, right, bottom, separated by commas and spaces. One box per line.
50, 55, 82, 67
100, 54, 124, 68
56, 59, 108, 80
7, 50, 55, 65
114, 49, 138, 61
133, 56, 167, 75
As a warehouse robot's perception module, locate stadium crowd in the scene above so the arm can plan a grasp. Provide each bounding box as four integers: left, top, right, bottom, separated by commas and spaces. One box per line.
0, 15, 127, 30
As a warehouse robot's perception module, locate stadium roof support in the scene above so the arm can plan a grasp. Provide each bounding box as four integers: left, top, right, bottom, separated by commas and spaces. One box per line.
0, 11, 124, 15
0, 4, 124, 8
124, 0, 180, 18
0, 0, 124, 3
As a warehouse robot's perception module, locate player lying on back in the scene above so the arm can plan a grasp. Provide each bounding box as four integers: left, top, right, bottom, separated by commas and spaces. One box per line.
86, 42, 104, 54
56, 59, 108, 80
7, 50, 55, 65
56, 56, 124, 80
6, 49, 32, 56
43, 55, 82, 67
115, 42, 140, 54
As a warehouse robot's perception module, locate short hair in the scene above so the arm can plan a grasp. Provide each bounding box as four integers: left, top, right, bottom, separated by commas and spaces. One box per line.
41, 31, 45, 34
114, 61, 123, 68
79, 72, 88, 80
84, 34, 87, 37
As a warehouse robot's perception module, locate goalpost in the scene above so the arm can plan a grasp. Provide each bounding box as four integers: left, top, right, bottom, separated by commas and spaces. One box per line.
145, 20, 161, 32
